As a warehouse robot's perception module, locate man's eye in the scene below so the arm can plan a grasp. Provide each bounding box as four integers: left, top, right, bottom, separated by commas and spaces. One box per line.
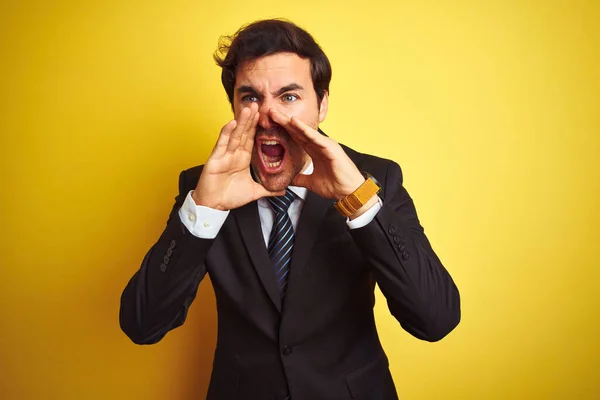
242, 95, 258, 103
282, 94, 298, 103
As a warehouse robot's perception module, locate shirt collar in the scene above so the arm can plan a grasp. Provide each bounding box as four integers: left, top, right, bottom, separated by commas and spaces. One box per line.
288, 162, 313, 201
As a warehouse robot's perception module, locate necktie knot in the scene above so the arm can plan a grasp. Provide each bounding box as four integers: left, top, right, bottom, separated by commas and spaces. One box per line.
267, 189, 297, 215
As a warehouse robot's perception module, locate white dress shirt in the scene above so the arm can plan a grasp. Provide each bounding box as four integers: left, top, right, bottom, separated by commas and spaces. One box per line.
178, 163, 382, 243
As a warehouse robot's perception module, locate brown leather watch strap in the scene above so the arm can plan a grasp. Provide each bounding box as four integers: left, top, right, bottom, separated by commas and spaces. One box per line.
334, 176, 380, 217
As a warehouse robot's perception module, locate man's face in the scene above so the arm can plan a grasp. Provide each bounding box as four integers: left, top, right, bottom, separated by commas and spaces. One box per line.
233, 52, 328, 192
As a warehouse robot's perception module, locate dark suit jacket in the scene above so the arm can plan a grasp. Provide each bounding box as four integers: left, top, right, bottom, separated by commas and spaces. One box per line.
120, 144, 460, 400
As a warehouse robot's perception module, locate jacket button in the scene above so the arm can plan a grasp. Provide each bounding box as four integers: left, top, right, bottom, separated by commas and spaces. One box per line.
163, 255, 170, 264
282, 345, 293, 356
393, 235, 401, 244
388, 225, 396, 235
399, 244, 406, 252
169, 239, 176, 249
160, 263, 167, 272
402, 250, 410, 260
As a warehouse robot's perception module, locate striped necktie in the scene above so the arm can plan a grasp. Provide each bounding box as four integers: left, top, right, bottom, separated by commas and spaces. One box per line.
267, 189, 298, 296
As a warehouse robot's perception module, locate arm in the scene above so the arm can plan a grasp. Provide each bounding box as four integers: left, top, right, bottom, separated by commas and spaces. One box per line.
119, 169, 214, 344
349, 162, 461, 342
268, 110, 460, 342
120, 103, 283, 344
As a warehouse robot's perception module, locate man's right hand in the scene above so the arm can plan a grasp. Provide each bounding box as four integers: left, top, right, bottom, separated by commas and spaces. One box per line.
192, 103, 285, 211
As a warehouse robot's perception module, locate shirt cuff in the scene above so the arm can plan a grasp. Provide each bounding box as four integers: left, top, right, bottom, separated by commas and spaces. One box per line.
346, 197, 383, 230
178, 191, 230, 239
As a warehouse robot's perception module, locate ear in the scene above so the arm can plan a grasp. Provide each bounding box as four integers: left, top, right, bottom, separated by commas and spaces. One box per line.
318, 91, 329, 123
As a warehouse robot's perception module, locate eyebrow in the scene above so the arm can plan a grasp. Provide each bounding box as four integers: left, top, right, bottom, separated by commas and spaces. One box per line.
236, 83, 305, 97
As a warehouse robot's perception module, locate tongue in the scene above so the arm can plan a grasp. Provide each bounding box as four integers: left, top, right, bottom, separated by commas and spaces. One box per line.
262, 143, 284, 157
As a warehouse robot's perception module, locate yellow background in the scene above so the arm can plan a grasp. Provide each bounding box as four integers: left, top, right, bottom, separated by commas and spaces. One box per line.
1, 0, 598, 398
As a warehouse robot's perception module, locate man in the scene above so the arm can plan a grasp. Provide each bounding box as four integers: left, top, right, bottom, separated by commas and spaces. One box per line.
120, 19, 460, 400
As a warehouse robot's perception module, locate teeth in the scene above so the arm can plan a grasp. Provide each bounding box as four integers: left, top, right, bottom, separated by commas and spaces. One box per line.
262, 154, 282, 168
263, 140, 279, 145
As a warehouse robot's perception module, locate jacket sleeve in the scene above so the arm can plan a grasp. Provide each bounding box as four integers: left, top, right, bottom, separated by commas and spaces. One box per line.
119, 169, 214, 344
349, 162, 461, 342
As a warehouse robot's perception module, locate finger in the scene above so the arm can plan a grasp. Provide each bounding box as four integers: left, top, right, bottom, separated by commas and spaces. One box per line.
227, 107, 251, 153
289, 116, 328, 149
288, 115, 342, 164
245, 102, 259, 134
269, 109, 324, 146
212, 119, 237, 157
269, 109, 309, 145
270, 111, 326, 163
240, 103, 259, 150
243, 110, 260, 153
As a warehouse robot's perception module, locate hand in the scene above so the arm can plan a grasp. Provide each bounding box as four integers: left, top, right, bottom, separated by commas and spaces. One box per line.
269, 109, 365, 201
193, 103, 285, 210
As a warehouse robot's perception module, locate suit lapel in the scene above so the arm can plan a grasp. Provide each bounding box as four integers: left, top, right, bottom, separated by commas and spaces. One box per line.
287, 191, 331, 285
234, 201, 282, 313
233, 192, 332, 313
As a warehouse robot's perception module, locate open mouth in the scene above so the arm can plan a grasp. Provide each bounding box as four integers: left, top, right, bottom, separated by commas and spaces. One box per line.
257, 138, 286, 172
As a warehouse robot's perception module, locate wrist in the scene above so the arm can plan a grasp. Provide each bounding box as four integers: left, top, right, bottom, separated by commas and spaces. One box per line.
348, 195, 379, 220
191, 190, 228, 211
339, 172, 367, 197
334, 172, 382, 218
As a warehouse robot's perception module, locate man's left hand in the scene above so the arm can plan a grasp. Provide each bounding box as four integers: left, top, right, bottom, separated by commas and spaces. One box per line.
269, 109, 366, 202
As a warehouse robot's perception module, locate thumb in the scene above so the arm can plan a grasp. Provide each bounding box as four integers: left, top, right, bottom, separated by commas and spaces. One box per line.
291, 174, 311, 189
253, 183, 286, 200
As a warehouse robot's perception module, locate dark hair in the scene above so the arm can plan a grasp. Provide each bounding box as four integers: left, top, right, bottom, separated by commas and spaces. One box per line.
214, 19, 332, 107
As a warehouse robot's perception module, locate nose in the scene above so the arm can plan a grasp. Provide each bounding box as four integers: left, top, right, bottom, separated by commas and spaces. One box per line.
258, 100, 274, 130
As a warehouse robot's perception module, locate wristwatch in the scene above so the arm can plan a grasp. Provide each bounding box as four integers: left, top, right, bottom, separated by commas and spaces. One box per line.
334, 172, 381, 217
